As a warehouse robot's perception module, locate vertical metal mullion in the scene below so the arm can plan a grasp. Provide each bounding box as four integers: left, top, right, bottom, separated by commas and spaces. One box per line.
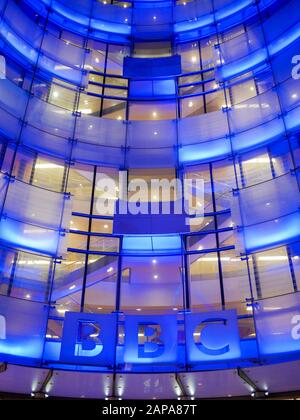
29, 153, 38, 186
183, 236, 191, 311
198, 41, 207, 114
267, 146, 276, 179
100, 44, 109, 118
252, 254, 262, 300
287, 245, 298, 293
7, 252, 18, 297
210, 163, 225, 309
115, 236, 123, 313
0, 142, 7, 171
44, 259, 55, 303
80, 166, 97, 311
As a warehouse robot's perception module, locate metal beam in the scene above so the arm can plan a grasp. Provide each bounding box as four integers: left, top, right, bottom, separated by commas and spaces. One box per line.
175, 373, 190, 400
237, 368, 268, 398
31, 369, 53, 399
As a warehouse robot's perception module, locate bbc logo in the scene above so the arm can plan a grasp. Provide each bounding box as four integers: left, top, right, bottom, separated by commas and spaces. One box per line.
0, 55, 6, 79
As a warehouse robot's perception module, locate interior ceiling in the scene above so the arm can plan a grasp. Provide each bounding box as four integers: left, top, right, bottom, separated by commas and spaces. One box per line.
0, 360, 300, 399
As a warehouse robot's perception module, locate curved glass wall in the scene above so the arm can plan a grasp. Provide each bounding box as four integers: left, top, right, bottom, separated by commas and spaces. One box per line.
0, 0, 299, 380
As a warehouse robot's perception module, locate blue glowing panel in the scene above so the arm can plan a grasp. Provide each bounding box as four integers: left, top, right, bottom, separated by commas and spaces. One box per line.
122, 235, 181, 253
232, 118, 285, 153
124, 56, 182, 78
179, 138, 231, 164
217, 48, 268, 81
0, 295, 47, 361
243, 212, 300, 252
218, 19, 300, 82
185, 311, 241, 364
151, 235, 182, 251
174, 0, 252, 33
0, 217, 60, 257
114, 202, 189, 235
269, 21, 300, 56
255, 293, 300, 357
60, 312, 118, 367
124, 315, 178, 364
129, 79, 176, 98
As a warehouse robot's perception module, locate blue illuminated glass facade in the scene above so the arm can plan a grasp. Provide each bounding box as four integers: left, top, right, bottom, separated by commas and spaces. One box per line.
0, 0, 300, 399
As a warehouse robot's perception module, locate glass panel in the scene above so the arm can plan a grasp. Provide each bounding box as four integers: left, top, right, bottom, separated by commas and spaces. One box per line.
251, 247, 294, 299
121, 256, 184, 314
52, 252, 85, 314
67, 163, 94, 214
84, 255, 118, 314
189, 252, 222, 311
10, 251, 52, 302
221, 250, 251, 314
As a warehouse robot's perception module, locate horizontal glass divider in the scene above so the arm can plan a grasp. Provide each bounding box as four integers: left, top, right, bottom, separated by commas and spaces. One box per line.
0, 170, 69, 196
185, 245, 235, 255
239, 235, 300, 259
0, 214, 63, 233
67, 248, 120, 256
71, 212, 114, 220
86, 92, 128, 102
249, 290, 300, 303
178, 77, 216, 89
67, 245, 236, 256
69, 229, 122, 238
235, 171, 294, 192
68, 226, 234, 238
71, 210, 230, 220
88, 81, 128, 90
185, 226, 233, 236
89, 70, 127, 79
239, 209, 300, 229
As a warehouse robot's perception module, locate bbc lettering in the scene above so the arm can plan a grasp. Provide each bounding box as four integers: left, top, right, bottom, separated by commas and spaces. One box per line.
60, 310, 242, 366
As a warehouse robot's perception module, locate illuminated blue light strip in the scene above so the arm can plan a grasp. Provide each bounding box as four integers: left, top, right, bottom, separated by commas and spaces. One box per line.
0, 19, 83, 85
217, 48, 268, 81
122, 235, 182, 253
174, 0, 252, 33
243, 212, 300, 252
218, 22, 300, 81
22, 0, 274, 41
0, 217, 61, 257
